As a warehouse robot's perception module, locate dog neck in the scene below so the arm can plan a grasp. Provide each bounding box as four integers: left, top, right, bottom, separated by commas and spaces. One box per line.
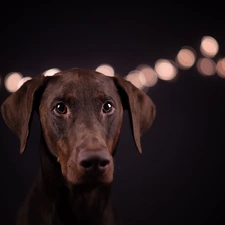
38, 137, 118, 225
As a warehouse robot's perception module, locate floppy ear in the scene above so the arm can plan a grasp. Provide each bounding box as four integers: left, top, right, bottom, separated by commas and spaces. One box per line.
1, 74, 47, 154
113, 74, 156, 154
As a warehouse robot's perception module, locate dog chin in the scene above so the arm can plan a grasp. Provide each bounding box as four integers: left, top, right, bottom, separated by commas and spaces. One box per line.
66, 174, 113, 187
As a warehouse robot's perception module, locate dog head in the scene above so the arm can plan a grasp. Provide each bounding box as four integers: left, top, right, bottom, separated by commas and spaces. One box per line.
1, 68, 156, 185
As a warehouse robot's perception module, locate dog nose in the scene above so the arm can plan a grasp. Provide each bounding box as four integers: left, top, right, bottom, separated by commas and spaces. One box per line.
78, 150, 111, 172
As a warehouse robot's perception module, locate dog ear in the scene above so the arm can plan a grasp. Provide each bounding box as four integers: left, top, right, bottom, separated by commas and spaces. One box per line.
113, 74, 156, 154
1, 74, 47, 154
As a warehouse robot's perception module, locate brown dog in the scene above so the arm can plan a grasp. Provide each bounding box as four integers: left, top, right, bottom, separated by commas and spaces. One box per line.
1, 68, 155, 225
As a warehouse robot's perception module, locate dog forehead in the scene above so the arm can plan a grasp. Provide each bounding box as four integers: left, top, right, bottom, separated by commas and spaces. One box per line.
44, 69, 118, 99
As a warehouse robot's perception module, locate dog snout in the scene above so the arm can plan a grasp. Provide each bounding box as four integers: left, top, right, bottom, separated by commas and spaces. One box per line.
78, 150, 111, 172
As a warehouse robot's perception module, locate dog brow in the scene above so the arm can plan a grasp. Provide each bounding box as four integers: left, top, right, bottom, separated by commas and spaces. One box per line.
97, 92, 114, 102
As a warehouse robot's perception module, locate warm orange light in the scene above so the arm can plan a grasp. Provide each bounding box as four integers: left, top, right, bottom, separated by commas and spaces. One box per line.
4, 72, 23, 93
176, 47, 196, 69
125, 70, 146, 90
136, 64, 157, 87
200, 36, 219, 58
18, 77, 32, 89
154, 59, 177, 81
216, 58, 225, 78
43, 68, 61, 76
96, 64, 114, 77
197, 58, 216, 76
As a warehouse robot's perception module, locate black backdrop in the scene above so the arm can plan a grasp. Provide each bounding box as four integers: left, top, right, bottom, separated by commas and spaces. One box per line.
1, 3, 225, 225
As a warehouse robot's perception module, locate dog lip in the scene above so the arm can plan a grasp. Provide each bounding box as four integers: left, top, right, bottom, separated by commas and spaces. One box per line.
81, 177, 113, 185
65, 165, 113, 185
76, 168, 113, 185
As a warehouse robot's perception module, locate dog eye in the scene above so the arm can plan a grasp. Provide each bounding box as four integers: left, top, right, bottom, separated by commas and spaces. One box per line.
102, 102, 114, 114
55, 103, 67, 114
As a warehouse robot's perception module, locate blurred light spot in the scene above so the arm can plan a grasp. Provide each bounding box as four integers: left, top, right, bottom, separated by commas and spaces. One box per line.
18, 76, 32, 89
216, 58, 225, 78
197, 58, 216, 76
200, 36, 219, 58
125, 70, 146, 90
136, 64, 158, 87
96, 64, 114, 77
154, 59, 177, 81
176, 46, 196, 69
43, 68, 61, 76
4, 72, 23, 93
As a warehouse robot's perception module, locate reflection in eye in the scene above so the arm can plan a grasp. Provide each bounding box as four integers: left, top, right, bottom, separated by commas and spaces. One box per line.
55, 103, 67, 114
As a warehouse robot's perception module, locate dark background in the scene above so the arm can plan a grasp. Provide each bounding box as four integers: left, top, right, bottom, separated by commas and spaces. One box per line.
1, 3, 225, 225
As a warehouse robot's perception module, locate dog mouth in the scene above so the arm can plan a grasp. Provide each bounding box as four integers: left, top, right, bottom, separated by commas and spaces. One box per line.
66, 174, 113, 187
82, 171, 113, 184
64, 165, 114, 186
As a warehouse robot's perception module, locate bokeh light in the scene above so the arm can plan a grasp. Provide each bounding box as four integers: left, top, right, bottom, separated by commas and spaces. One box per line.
4, 72, 23, 93
216, 58, 225, 78
154, 59, 177, 81
1, 35, 225, 93
136, 64, 158, 87
125, 70, 146, 90
200, 36, 219, 58
18, 77, 32, 89
197, 58, 216, 76
176, 46, 196, 69
96, 64, 114, 77
43, 68, 61, 76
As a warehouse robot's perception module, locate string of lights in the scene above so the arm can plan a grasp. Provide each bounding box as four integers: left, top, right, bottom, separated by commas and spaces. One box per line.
2, 35, 225, 94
